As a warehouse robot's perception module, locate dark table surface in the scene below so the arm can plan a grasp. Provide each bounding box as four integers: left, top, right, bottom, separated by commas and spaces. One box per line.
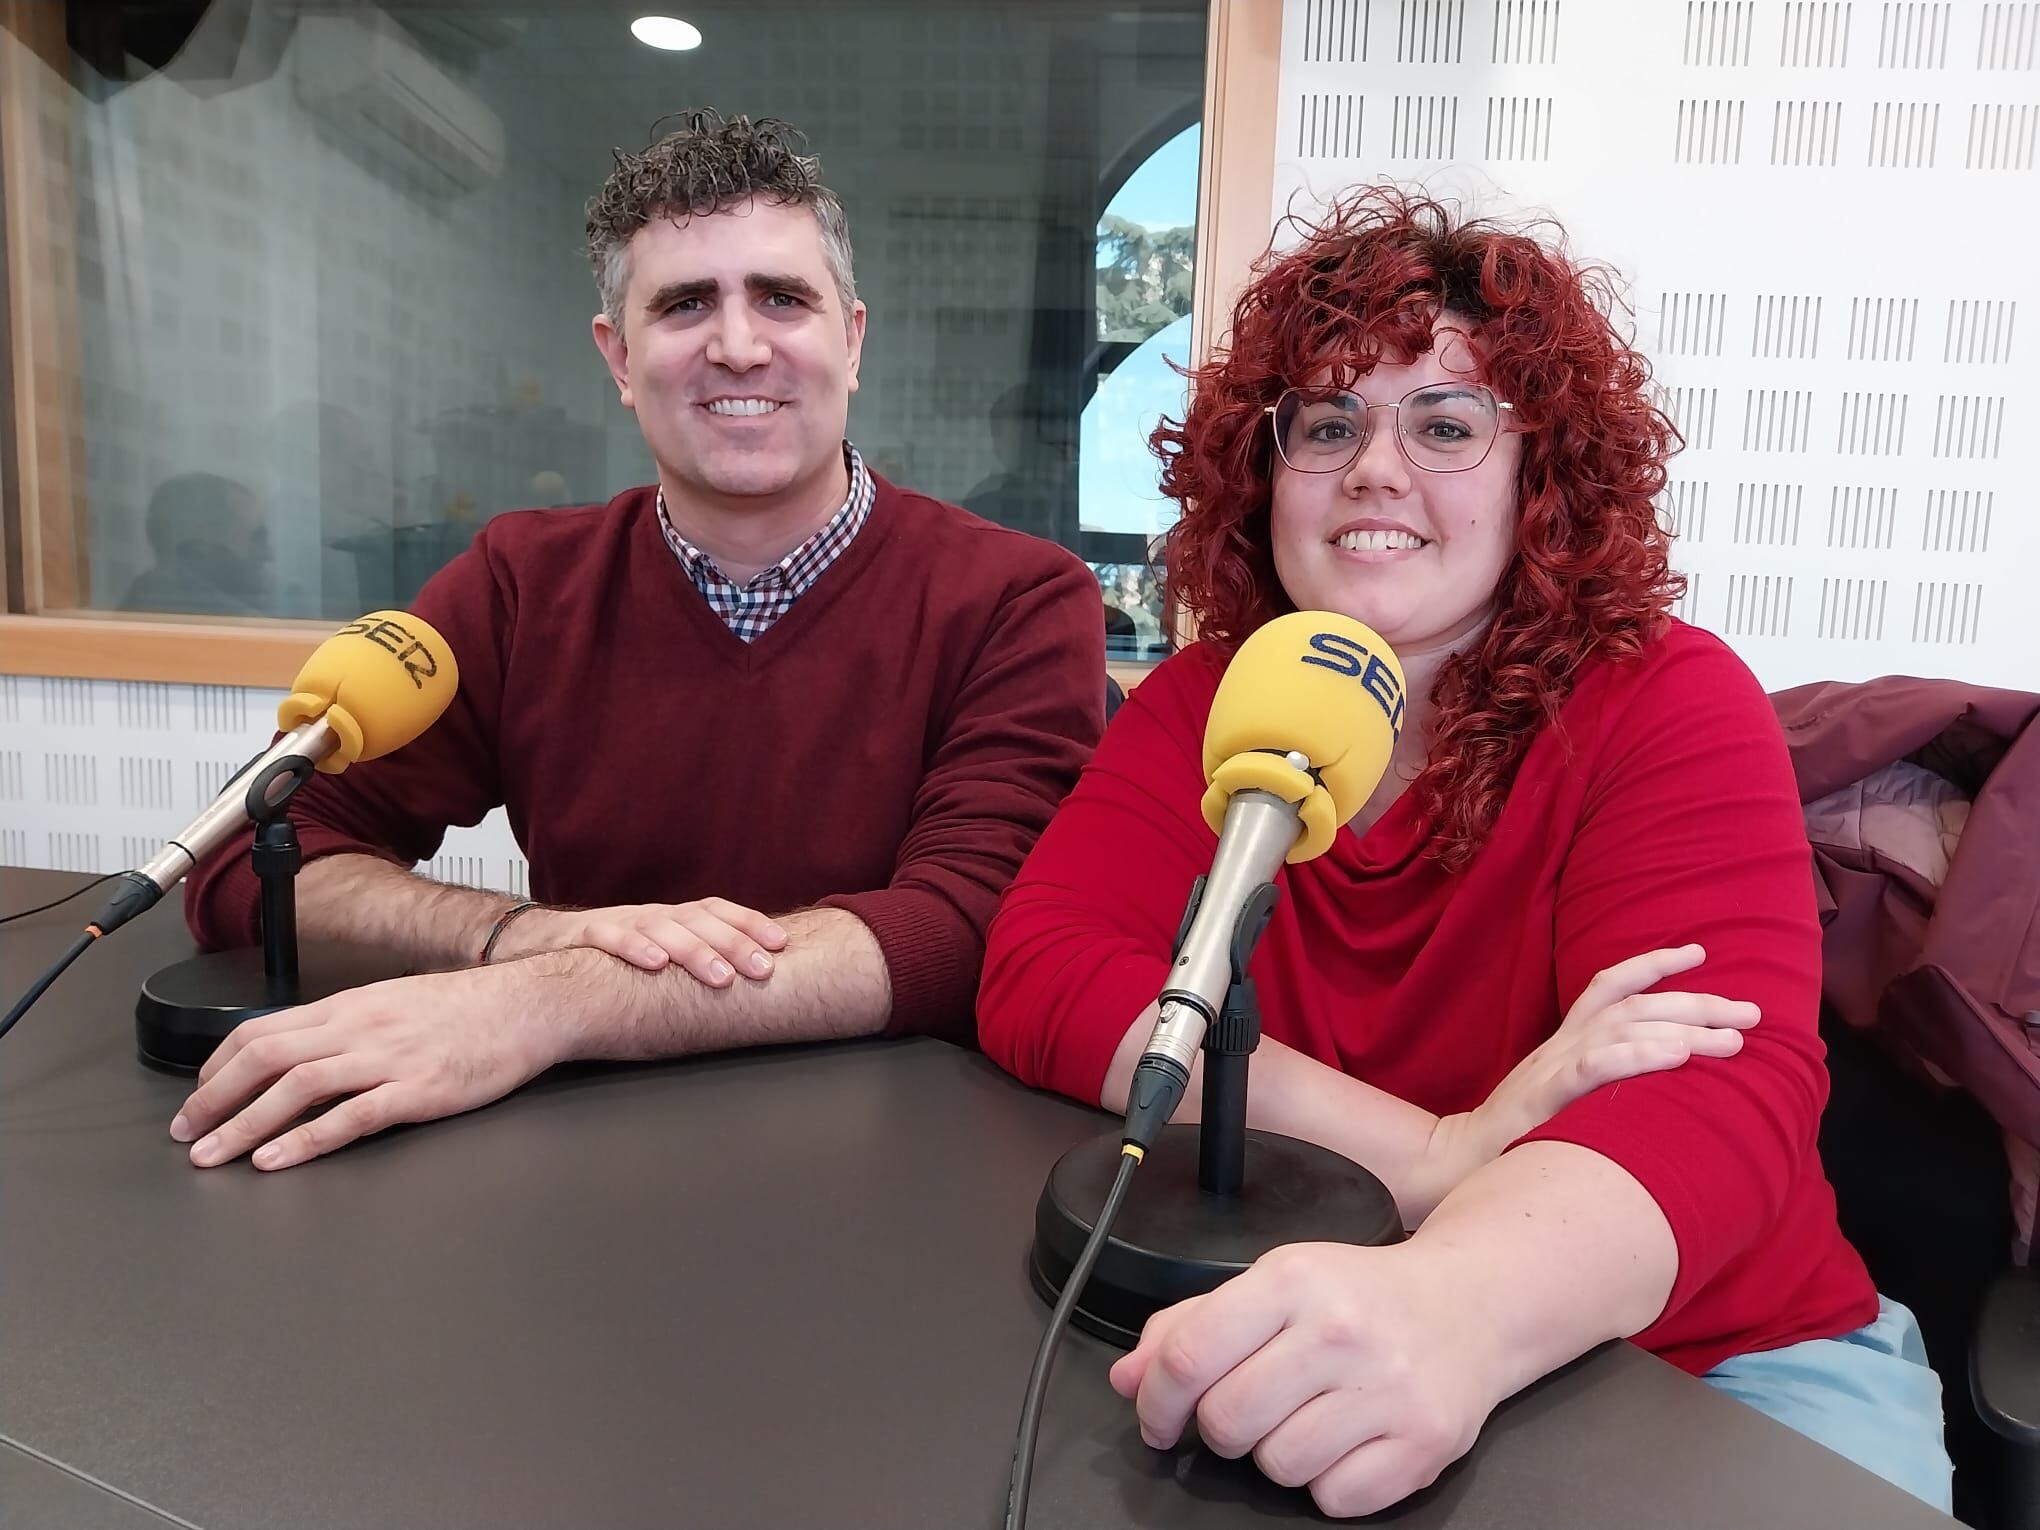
0, 867, 1955, 1529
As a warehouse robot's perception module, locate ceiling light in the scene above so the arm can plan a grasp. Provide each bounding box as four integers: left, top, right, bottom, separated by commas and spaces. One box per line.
631, 15, 702, 50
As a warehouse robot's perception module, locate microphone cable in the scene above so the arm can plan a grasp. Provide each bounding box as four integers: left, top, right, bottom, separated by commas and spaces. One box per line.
0, 872, 166, 1043
0, 748, 322, 1045
0, 928, 101, 1043
0, 871, 120, 926
1003, 1141, 1144, 1530
0, 873, 122, 1043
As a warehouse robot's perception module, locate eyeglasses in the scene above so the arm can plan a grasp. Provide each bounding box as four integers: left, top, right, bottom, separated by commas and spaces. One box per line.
1265, 384, 1516, 474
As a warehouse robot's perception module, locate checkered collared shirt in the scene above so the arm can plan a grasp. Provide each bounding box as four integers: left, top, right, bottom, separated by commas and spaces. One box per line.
655, 443, 875, 642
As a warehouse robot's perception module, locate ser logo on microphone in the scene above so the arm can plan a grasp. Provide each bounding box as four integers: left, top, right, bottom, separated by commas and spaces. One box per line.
1300, 632, 1406, 739
338, 615, 441, 691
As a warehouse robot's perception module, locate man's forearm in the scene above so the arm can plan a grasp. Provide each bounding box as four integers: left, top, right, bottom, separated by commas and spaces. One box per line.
527, 906, 893, 1061
295, 853, 517, 970
1408, 1140, 1679, 1397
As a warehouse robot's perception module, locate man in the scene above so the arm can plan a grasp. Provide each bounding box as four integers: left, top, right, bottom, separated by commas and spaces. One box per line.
175, 111, 1103, 1171
962, 381, 1075, 545
120, 472, 274, 617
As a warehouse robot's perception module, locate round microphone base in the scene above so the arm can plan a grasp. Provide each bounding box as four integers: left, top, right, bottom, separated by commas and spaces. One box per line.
136, 944, 411, 1074
1030, 1125, 1405, 1348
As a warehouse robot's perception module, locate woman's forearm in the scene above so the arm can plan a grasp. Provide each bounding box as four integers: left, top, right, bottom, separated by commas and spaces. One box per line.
1098, 1010, 1478, 1223
1407, 1139, 1679, 1395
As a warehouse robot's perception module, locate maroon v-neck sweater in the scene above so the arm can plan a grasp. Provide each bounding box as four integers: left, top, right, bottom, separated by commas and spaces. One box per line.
186, 479, 1105, 1041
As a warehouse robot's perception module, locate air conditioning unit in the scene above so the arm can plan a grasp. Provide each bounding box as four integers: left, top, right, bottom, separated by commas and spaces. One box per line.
291, 10, 506, 193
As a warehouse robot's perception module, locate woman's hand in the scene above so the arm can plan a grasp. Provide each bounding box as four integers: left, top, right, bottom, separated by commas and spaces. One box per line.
1427, 945, 1758, 1200
1111, 1240, 1509, 1517
1110, 1143, 1680, 1516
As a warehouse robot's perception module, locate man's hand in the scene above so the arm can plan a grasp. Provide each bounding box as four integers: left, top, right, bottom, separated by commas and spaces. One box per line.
168, 960, 582, 1171
1110, 1241, 1510, 1518
489, 899, 787, 985
168, 904, 893, 1171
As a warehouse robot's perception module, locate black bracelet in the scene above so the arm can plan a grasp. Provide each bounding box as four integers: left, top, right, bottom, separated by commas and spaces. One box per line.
478, 900, 540, 965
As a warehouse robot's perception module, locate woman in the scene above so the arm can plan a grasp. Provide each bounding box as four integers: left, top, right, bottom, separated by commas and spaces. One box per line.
976, 189, 1950, 1515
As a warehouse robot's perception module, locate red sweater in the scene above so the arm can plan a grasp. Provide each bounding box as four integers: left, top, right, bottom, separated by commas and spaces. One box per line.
186, 479, 1105, 1042
978, 621, 1877, 1373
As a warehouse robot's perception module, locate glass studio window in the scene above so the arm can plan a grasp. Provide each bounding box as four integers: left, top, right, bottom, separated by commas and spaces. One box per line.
12, 0, 1203, 650
1082, 121, 1197, 661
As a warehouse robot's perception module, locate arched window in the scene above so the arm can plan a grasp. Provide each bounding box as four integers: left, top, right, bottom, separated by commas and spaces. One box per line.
1080, 121, 1199, 660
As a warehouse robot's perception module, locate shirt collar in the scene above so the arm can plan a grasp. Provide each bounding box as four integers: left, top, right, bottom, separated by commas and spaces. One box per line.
656, 442, 871, 592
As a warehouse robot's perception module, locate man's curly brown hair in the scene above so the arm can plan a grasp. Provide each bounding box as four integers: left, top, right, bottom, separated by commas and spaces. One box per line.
585, 109, 856, 327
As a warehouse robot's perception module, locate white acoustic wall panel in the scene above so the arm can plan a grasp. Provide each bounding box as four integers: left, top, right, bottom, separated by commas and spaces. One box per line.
1276, 0, 2037, 691
0, 675, 523, 887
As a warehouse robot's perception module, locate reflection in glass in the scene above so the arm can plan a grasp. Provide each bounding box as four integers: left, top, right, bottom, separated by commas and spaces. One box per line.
962, 382, 1075, 546
42, 1, 1203, 631
1081, 120, 1200, 659
118, 473, 273, 616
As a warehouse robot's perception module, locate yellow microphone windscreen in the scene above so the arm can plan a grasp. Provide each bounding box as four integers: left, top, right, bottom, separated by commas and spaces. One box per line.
276, 611, 461, 772
1201, 611, 1407, 861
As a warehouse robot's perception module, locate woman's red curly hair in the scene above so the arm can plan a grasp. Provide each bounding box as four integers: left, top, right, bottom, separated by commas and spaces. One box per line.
1155, 185, 1684, 872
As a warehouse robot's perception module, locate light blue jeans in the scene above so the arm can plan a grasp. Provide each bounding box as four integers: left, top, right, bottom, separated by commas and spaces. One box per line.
1702, 1296, 1954, 1512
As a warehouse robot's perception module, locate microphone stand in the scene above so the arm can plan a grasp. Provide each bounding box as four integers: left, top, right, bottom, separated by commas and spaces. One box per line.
135, 755, 408, 1073
1027, 880, 1405, 1347
1196, 943, 1257, 1200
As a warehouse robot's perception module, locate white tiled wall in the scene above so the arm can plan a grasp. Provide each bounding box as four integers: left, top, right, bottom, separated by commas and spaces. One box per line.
1275, 0, 2036, 693
0, 674, 524, 887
